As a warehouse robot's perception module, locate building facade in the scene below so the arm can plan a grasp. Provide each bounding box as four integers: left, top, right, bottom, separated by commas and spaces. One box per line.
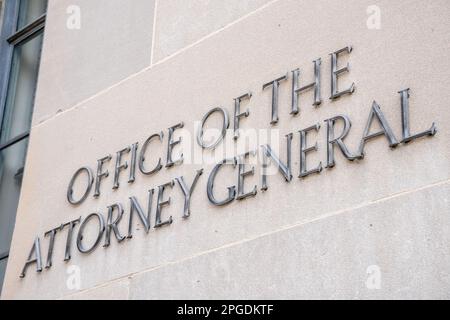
0, 0, 449, 299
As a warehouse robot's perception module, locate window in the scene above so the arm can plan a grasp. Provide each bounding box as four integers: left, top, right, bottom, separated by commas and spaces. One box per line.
0, 0, 47, 295
0, 2, 4, 32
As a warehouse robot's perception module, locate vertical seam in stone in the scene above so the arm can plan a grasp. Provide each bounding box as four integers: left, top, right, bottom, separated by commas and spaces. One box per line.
151, 0, 281, 65
33, 0, 281, 129
150, 0, 158, 66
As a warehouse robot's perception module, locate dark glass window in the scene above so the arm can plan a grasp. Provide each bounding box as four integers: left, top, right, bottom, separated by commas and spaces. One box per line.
0, 0, 47, 295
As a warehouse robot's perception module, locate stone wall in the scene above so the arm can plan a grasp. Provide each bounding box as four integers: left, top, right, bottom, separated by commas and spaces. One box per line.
2, 0, 450, 299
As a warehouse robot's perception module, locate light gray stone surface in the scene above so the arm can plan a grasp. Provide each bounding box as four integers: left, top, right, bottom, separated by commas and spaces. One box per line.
59, 181, 450, 299
33, 0, 156, 125
63, 278, 130, 300
2, 0, 450, 299
126, 182, 450, 300
151, 0, 273, 63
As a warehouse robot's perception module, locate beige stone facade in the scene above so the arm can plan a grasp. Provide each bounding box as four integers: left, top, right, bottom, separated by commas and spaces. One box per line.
1, 0, 450, 299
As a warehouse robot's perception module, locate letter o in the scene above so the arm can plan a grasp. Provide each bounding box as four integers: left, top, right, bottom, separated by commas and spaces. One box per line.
67, 167, 94, 205
197, 107, 229, 149
76, 213, 105, 254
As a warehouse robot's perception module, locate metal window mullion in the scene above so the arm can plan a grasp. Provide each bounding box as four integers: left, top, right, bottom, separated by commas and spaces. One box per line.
0, 131, 29, 151
0, 251, 9, 261
7, 13, 46, 46
0, 0, 20, 134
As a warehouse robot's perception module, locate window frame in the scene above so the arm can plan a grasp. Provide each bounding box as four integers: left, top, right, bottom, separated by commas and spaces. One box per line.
0, 0, 46, 267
